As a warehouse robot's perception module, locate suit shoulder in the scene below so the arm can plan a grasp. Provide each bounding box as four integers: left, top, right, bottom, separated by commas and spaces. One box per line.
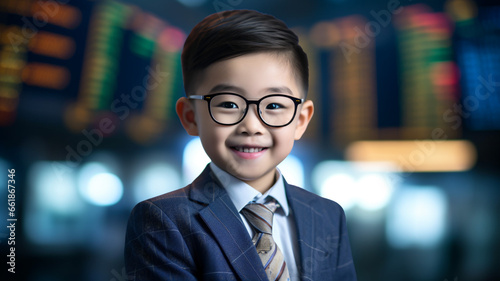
287, 184, 345, 213
130, 185, 193, 216
148, 186, 190, 204
287, 184, 349, 233
127, 184, 200, 232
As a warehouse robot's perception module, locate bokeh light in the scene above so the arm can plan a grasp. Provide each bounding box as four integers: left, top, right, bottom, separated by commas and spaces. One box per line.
356, 174, 394, 211
320, 173, 358, 210
183, 137, 211, 184
386, 186, 447, 248
78, 162, 123, 206
86, 172, 124, 206
133, 162, 181, 203
278, 154, 305, 188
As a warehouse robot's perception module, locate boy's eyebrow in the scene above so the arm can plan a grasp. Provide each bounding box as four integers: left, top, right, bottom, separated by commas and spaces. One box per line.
208, 84, 244, 94
265, 86, 293, 95
208, 84, 294, 95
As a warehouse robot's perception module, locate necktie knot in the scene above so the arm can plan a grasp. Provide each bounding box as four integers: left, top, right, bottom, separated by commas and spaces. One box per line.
242, 200, 279, 235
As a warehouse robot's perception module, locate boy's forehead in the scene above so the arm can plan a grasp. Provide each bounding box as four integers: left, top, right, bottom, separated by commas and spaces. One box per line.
206, 84, 294, 96
191, 53, 305, 97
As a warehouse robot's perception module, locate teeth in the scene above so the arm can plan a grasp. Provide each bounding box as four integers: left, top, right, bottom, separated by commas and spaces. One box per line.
235, 147, 264, 153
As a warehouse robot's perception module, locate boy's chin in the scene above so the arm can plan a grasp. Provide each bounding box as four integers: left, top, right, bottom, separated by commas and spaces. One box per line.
233, 169, 277, 184
225, 164, 272, 178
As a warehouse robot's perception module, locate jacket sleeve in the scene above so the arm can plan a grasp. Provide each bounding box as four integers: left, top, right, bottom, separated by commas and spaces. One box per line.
124, 200, 197, 281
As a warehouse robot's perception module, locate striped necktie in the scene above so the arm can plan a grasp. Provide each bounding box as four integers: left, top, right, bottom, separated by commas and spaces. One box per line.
241, 199, 290, 281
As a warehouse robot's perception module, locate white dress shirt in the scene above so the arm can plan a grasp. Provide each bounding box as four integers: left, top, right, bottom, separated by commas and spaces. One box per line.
210, 163, 300, 281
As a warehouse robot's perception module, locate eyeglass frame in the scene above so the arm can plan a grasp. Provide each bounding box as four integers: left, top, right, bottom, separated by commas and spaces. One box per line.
188, 92, 305, 127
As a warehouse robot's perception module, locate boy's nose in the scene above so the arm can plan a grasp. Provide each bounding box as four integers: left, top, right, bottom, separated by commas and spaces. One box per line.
236, 104, 265, 135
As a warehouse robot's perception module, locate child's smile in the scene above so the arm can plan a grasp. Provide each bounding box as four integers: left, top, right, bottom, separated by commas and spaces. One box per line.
230, 146, 268, 160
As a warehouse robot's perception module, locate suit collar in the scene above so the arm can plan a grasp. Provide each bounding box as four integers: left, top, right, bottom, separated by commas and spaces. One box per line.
188, 165, 227, 205
285, 179, 315, 280
190, 165, 268, 281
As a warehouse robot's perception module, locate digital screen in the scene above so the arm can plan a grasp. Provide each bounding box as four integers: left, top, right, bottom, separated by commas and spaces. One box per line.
1, 0, 498, 141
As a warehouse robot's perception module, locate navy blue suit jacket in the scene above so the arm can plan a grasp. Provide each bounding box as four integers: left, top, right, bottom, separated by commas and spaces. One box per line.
125, 166, 357, 280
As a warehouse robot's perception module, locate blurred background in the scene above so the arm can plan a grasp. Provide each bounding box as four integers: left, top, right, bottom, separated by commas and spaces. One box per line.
1, 0, 499, 280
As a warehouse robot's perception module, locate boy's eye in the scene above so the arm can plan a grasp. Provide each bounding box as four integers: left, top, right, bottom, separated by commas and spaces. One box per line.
265, 103, 284, 110
216, 102, 239, 109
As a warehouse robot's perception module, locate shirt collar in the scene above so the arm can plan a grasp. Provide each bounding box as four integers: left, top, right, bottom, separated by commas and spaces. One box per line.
210, 162, 290, 216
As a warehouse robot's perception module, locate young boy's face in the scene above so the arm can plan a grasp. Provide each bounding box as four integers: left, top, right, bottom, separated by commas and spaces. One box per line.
177, 52, 314, 192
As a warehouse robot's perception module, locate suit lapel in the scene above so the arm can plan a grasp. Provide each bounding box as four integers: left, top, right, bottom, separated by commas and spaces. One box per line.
190, 166, 268, 281
285, 180, 316, 280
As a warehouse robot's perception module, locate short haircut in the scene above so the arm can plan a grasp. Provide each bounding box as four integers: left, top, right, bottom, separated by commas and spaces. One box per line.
181, 9, 309, 97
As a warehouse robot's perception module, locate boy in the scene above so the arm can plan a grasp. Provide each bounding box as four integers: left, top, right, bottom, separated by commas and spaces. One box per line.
125, 9, 357, 281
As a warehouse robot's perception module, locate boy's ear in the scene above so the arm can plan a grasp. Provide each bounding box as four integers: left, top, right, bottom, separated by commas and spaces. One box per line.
294, 99, 314, 140
176, 97, 199, 136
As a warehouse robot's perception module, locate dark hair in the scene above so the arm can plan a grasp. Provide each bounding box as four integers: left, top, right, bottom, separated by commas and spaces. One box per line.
181, 9, 309, 96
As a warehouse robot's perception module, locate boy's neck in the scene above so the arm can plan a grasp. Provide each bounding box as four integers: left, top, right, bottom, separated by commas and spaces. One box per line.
243, 169, 278, 194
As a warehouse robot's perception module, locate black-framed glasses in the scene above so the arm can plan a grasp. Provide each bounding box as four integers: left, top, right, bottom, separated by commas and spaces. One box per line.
189, 93, 304, 127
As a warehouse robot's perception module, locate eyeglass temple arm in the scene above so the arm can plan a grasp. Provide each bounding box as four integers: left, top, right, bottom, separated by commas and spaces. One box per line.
188, 95, 205, 100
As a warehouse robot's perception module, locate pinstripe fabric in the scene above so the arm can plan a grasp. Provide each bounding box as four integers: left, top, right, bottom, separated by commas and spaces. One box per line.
242, 200, 290, 281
